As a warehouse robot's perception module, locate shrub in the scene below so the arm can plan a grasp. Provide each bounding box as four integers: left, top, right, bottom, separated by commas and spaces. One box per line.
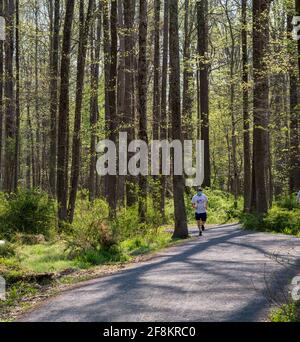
0, 242, 16, 258
0, 189, 56, 240
264, 206, 300, 235
241, 206, 300, 236
66, 198, 115, 258
277, 195, 300, 211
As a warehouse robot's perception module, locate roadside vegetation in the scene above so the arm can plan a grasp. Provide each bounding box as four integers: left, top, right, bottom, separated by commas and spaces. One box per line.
240, 195, 300, 236
0, 187, 241, 320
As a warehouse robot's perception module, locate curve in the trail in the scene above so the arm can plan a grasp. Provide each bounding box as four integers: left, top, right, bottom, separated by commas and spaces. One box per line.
20, 224, 300, 322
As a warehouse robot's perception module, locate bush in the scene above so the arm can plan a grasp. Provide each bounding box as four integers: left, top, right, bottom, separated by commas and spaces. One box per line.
0, 242, 16, 258
66, 198, 115, 258
277, 195, 300, 211
264, 206, 300, 235
241, 206, 300, 236
0, 189, 56, 240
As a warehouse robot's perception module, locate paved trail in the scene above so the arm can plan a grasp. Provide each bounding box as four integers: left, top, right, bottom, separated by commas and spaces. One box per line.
20, 224, 300, 322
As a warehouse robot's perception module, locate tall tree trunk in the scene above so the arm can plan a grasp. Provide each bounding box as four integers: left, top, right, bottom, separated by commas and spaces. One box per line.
103, 0, 110, 199
3, 0, 15, 193
197, 0, 210, 188
57, 0, 75, 223
138, 0, 148, 222
49, 0, 60, 197
34, 0, 41, 187
0, 0, 3, 189
124, 0, 136, 206
159, 0, 169, 221
89, 1, 101, 202
289, 4, 300, 191
68, 0, 94, 223
117, 0, 125, 206
251, 0, 271, 213
182, 0, 193, 139
169, 0, 188, 239
14, 0, 20, 191
107, 0, 118, 216
242, 0, 251, 211
153, 0, 160, 141
152, 0, 161, 211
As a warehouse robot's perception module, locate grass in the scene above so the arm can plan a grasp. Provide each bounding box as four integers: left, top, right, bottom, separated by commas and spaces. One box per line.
271, 302, 300, 322
16, 242, 87, 273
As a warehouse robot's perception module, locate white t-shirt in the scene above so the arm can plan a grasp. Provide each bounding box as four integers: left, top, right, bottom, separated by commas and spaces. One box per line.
192, 194, 208, 214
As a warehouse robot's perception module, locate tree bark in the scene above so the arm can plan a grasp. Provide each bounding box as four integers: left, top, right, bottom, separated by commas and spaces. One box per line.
0, 0, 4, 189
108, 0, 118, 216
138, 0, 148, 222
89, 1, 101, 202
251, 0, 271, 213
3, 0, 15, 193
182, 0, 193, 139
49, 0, 60, 197
169, 0, 188, 239
159, 0, 169, 221
242, 0, 251, 212
68, 0, 94, 222
57, 0, 75, 223
197, 0, 210, 188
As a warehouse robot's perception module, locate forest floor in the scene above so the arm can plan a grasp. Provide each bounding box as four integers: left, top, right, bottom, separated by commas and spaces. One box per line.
18, 223, 300, 322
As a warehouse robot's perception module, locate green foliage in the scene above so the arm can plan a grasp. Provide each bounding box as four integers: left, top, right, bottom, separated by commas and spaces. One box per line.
65, 197, 113, 258
0, 242, 16, 258
241, 196, 300, 236
271, 302, 300, 322
277, 195, 300, 211
0, 189, 56, 240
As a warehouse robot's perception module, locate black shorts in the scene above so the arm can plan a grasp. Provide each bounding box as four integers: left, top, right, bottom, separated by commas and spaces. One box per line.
195, 212, 207, 222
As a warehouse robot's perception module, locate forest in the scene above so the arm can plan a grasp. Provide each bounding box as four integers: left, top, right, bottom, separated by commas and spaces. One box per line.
0, 0, 300, 322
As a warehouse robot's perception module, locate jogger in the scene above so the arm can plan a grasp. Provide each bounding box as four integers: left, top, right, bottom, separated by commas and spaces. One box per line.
192, 188, 208, 236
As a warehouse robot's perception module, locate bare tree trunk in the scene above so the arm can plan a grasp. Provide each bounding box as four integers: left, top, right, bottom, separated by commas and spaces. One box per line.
242, 0, 251, 211
57, 0, 75, 223
34, 0, 41, 187
153, 0, 160, 141
89, 1, 101, 202
124, 0, 136, 206
108, 0, 118, 216
117, 0, 125, 206
138, 0, 148, 221
14, 0, 20, 191
68, 0, 94, 223
49, 0, 60, 197
159, 0, 169, 221
0, 0, 3, 189
289, 5, 300, 191
197, 0, 210, 188
3, 0, 15, 193
169, 0, 188, 239
251, 0, 271, 213
182, 0, 193, 139
103, 0, 110, 199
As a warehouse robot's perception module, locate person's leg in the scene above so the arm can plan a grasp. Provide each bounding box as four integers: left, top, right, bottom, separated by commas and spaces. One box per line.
197, 219, 203, 236
201, 213, 207, 231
